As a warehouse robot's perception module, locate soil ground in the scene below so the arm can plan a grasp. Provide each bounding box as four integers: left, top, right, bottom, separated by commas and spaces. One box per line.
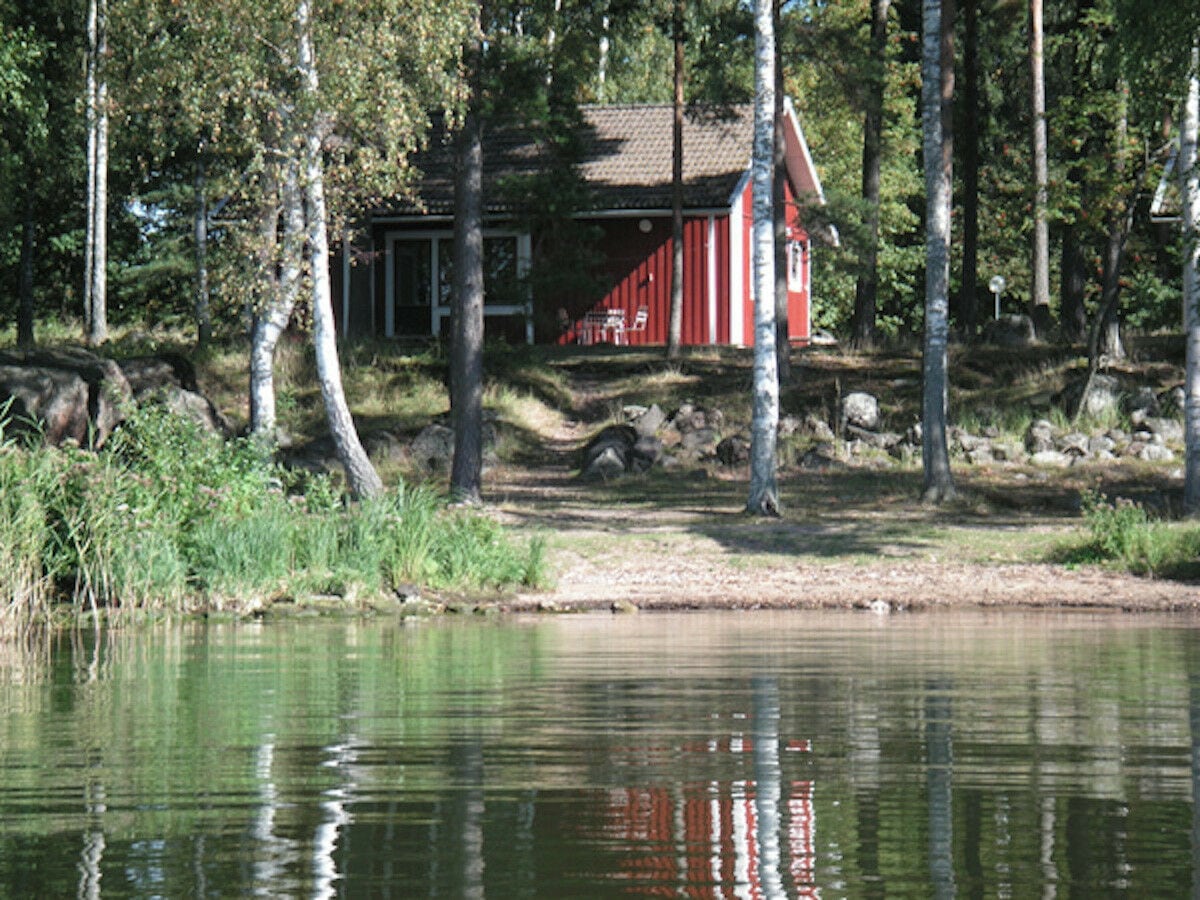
483, 347, 1200, 614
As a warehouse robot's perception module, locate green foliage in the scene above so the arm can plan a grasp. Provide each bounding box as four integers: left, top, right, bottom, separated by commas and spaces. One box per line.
0, 406, 545, 633
1057, 490, 1200, 577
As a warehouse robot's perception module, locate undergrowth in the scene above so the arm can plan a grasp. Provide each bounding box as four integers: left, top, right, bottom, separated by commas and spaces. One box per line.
1053, 490, 1200, 579
0, 405, 546, 635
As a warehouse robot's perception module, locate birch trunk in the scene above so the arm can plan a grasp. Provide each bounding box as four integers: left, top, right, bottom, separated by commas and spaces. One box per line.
85, 0, 108, 346
1029, 0, 1051, 331
773, 1, 790, 385
921, 0, 955, 503
666, 0, 685, 360
746, 0, 780, 517
18, 171, 35, 348
250, 158, 302, 442
450, 6, 485, 506
296, 0, 383, 499
1183, 43, 1200, 515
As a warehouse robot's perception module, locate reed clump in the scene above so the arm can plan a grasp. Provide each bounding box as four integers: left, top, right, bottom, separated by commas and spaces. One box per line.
0, 405, 545, 635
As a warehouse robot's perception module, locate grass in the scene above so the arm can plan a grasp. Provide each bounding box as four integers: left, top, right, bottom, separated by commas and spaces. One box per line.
0, 403, 547, 636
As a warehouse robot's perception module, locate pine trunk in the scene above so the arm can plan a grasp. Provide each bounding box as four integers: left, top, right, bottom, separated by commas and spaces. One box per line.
17, 172, 35, 349
921, 0, 955, 503
746, 0, 780, 517
296, 0, 382, 500
851, 0, 890, 349
667, 0, 685, 360
194, 156, 213, 348
1182, 44, 1199, 515
450, 10, 486, 506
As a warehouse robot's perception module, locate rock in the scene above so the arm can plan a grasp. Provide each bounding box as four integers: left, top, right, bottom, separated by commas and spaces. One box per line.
630, 435, 663, 472
363, 429, 406, 463
581, 424, 641, 478
966, 445, 995, 465
1088, 434, 1116, 455
0, 348, 133, 447
410, 423, 456, 472
842, 392, 880, 430
990, 440, 1025, 463
1140, 443, 1176, 462
679, 426, 720, 454
1061, 373, 1123, 419
1030, 449, 1071, 468
610, 599, 639, 614
1144, 417, 1184, 444
630, 403, 666, 437
800, 445, 840, 470
803, 413, 836, 443
1025, 419, 1057, 454
716, 435, 750, 466
1057, 432, 1090, 458
1124, 386, 1160, 418
1160, 386, 1186, 416
778, 415, 802, 439
982, 314, 1036, 347
846, 423, 901, 451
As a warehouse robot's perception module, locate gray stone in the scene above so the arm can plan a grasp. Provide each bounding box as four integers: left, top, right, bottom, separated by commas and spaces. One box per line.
804, 413, 836, 443
1160, 386, 1186, 416
1030, 449, 1071, 468
630, 403, 666, 437
1088, 434, 1116, 455
1025, 419, 1057, 454
1125, 386, 1160, 417
716, 435, 750, 466
982, 314, 1036, 347
1057, 432, 1090, 457
0, 348, 133, 447
680, 427, 720, 454
1140, 443, 1176, 462
410, 423, 456, 472
1144, 417, 1184, 443
842, 392, 880, 430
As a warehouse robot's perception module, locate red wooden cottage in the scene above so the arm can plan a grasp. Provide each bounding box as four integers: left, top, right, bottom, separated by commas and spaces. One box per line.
332, 100, 829, 347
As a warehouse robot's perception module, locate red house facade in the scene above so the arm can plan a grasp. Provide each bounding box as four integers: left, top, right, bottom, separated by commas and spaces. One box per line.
333, 100, 828, 347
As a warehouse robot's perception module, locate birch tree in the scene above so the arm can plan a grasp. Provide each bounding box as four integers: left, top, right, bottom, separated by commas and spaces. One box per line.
666, 0, 685, 360
1184, 43, 1200, 514
84, 0, 108, 346
1029, 0, 1050, 331
746, 0, 780, 517
921, 0, 955, 503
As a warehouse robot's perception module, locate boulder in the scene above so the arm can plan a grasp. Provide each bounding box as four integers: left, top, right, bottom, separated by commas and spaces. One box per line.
581, 424, 639, 478
1060, 373, 1123, 420
841, 392, 880, 430
679, 426, 720, 455
1025, 419, 1056, 454
411, 423, 456, 473
630, 403, 666, 437
982, 314, 1036, 347
1144, 417, 1184, 444
0, 348, 132, 447
1030, 449, 1072, 468
715, 435, 750, 466
118, 353, 230, 436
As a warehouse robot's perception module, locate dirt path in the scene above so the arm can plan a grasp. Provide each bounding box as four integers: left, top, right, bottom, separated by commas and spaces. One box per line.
486, 375, 1200, 615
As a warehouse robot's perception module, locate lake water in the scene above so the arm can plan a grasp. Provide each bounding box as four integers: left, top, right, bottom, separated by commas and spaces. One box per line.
2, 610, 1200, 897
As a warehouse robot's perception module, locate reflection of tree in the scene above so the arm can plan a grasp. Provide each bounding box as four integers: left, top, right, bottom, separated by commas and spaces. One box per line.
1191, 672, 1200, 898
753, 676, 784, 898
926, 678, 954, 899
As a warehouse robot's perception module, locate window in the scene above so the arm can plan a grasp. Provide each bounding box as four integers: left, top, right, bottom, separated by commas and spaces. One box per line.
787, 240, 807, 293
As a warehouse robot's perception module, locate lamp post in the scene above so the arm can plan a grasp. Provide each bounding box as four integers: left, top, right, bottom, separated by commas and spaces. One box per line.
988, 275, 1006, 320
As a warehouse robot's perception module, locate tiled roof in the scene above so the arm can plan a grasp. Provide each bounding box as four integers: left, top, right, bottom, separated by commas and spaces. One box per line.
385, 104, 755, 217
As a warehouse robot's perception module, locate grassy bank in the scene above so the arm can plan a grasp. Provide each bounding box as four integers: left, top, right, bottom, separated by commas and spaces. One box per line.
0, 402, 546, 635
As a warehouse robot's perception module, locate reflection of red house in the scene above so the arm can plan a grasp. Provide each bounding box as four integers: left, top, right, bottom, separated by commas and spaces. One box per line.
599, 736, 818, 898
332, 102, 829, 347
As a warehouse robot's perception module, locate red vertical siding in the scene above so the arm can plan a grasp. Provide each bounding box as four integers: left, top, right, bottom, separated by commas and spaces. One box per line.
737, 178, 812, 347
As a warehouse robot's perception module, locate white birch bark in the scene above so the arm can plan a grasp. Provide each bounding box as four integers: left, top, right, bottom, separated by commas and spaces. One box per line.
921, 0, 955, 502
1030, 0, 1050, 319
1183, 43, 1200, 514
85, 0, 108, 346
295, 0, 383, 499
746, 0, 780, 517
250, 157, 302, 442
193, 154, 212, 348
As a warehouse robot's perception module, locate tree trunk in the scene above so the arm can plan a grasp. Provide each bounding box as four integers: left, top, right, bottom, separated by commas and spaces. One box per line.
250, 158, 301, 442
773, 0, 790, 384
1182, 43, 1199, 515
85, 0, 108, 346
296, 0, 382, 500
851, 0, 891, 350
194, 155, 213, 349
667, 0, 685, 360
747, 0, 780, 517
1029, 0, 1051, 333
17, 172, 35, 349
960, 0, 980, 336
921, 0, 955, 503
450, 6, 486, 506
1098, 83, 1130, 361
1060, 222, 1089, 343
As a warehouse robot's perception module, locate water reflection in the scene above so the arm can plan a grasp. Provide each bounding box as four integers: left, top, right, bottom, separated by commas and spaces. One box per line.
2, 612, 1200, 896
